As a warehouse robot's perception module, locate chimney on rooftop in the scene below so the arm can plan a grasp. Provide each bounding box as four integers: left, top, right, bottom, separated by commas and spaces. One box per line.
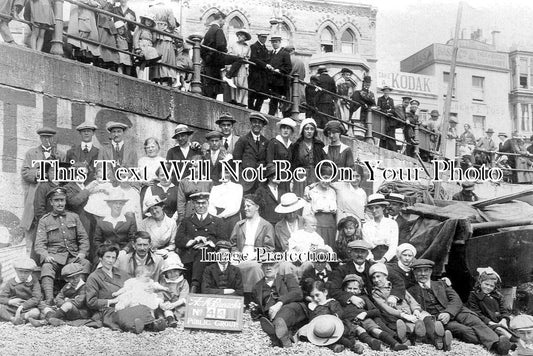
491, 30, 500, 48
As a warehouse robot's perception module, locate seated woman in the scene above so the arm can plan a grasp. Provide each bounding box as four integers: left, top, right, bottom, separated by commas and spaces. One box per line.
201, 240, 243, 296
208, 167, 243, 239
362, 194, 398, 263
94, 190, 137, 255
370, 263, 446, 348
85, 244, 165, 333
139, 196, 177, 258
142, 164, 179, 219
230, 194, 274, 304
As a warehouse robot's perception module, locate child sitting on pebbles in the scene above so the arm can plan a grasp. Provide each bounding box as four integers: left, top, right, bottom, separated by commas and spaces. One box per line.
113, 265, 168, 312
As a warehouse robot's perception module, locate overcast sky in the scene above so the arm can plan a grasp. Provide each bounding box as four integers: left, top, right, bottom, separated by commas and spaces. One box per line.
365, 0, 533, 71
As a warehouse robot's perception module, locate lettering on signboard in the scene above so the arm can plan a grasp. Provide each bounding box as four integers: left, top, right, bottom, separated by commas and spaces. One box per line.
184, 294, 244, 332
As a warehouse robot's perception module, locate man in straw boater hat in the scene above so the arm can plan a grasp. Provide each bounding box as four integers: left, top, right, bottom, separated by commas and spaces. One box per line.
248, 32, 271, 111
273, 192, 306, 252
98, 121, 138, 169
165, 124, 202, 185
35, 187, 91, 305
66, 121, 99, 181
175, 192, 223, 293
251, 260, 306, 348
233, 112, 269, 195
408, 259, 511, 354
201, 240, 243, 296
267, 35, 292, 116
385, 193, 411, 245
215, 112, 240, 154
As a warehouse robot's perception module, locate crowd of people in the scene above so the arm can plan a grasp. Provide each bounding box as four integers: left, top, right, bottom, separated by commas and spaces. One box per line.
0, 110, 528, 355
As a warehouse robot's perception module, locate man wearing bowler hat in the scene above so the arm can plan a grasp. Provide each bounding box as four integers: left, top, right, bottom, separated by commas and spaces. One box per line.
408, 259, 510, 354
21, 127, 62, 255
166, 124, 203, 185
175, 192, 223, 293
97, 121, 138, 169
233, 113, 269, 195
215, 112, 239, 154
204, 130, 231, 185
35, 187, 91, 305
267, 36, 292, 116
66, 121, 100, 181
248, 32, 271, 111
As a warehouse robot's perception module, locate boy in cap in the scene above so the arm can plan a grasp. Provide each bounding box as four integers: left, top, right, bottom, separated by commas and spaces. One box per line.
35, 187, 91, 305
408, 259, 511, 354
35, 262, 90, 326
0, 258, 41, 325
201, 240, 243, 295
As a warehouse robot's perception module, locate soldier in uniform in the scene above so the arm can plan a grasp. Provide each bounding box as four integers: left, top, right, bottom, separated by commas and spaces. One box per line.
404, 99, 421, 158
34, 187, 91, 305
248, 33, 270, 111
377, 86, 397, 151
175, 192, 223, 293
66, 121, 99, 182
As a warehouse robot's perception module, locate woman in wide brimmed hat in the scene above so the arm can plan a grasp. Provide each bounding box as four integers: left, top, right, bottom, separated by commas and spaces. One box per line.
139, 196, 177, 258
224, 29, 251, 106
133, 13, 162, 79
290, 118, 327, 198
361, 194, 398, 264
94, 189, 137, 254
272, 192, 306, 252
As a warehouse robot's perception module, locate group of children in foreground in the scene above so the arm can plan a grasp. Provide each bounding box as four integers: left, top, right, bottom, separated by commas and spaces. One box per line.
1, 254, 532, 355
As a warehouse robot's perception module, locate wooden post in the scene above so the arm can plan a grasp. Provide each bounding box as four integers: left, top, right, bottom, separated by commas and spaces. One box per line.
50, 0, 64, 56
291, 74, 300, 120
189, 34, 203, 94
364, 110, 374, 144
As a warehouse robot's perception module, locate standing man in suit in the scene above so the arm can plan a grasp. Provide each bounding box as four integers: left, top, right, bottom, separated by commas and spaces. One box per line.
21, 127, 61, 256
175, 192, 223, 293
377, 86, 397, 151
201, 11, 227, 99
166, 124, 203, 185
385, 193, 411, 245
204, 131, 231, 185
408, 259, 510, 354
314, 65, 337, 129
233, 113, 269, 195
267, 36, 292, 116
351, 75, 376, 124
248, 33, 270, 111
66, 121, 99, 182
97, 121, 138, 179
215, 113, 239, 154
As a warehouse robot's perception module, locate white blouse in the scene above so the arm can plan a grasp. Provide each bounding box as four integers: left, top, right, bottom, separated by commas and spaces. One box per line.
361, 217, 399, 262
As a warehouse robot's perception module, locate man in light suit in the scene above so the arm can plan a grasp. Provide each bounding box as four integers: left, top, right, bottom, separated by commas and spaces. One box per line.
66, 121, 99, 182
215, 112, 239, 154
409, 259, 510, 354
232, 113, 269, 195
267, 36, 292, 116
204, 131, 231, 185
21, 127, 61, 256
97, 121, 138, 177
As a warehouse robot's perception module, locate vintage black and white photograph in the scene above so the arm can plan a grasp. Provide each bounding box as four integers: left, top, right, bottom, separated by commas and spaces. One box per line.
0, 0, 532, 355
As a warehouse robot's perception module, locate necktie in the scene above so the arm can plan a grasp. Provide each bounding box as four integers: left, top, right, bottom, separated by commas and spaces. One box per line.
256, 139, 260, 150
224, 138, 229, 150
83, 144, 89, 153
115, 144, 120, 154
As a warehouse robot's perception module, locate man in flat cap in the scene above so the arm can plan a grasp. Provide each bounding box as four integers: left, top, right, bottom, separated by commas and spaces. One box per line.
452, 181, 479, 202
409, 259, 510, 354
204, 130, 232, 185
175, 192, 223, 293
97, 121, 138, 171
216, 113, 240, 154
314, 65, 337, 129
66, 121, 99, 181
35, 187, 91, 305
21, 127, 62, 257
233, 113, 269, 194
267, 36, 292, 116
248, 33, 271, 111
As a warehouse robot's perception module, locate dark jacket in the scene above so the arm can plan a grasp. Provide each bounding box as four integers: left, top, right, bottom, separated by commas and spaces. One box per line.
268, 48, 292, 88
466, 290, 511, 325
230, 217, 275, 252
165, 144, 203, 185
408, 280, 469, 318
93, 214, 137, 252
315, 73, 337, 104
201, 263, 243, 296
66, 144, 100, 181
274, 216, 304, 252
290, 137, 326, 169
249, 41, 270, 93
252, 274, 303, 314
255, 183, 287, 226
232, 132, 268, 192
175, 214, 223, 264
377, 96, 395, 114
342, 294, 381, 321
201, 23, 227, 68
